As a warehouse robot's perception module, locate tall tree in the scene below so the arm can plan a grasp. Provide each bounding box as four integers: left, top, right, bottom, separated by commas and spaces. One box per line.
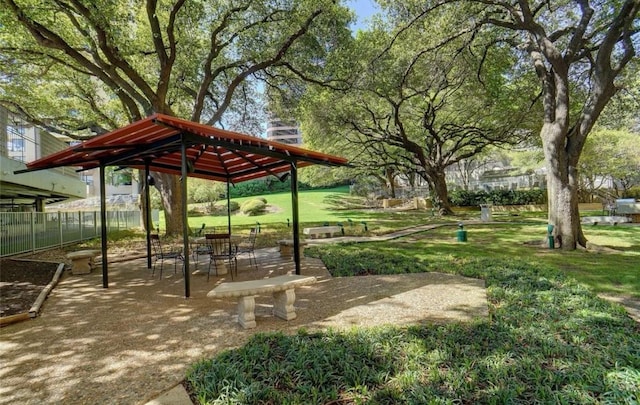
579, 129, 640, 199
0, 0, 352, 234
402, 0, 639, 248
301, 19, 531, 214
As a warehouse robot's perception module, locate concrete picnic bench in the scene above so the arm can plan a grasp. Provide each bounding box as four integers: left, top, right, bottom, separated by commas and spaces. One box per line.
581, 216, 631, 226
206, 274, 317, 328
303, 225, 343, 239
66, 249, 100, 275
277, 239, 309, 258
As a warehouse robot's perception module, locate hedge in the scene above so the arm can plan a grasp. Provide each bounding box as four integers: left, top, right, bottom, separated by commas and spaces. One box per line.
449, 189, 546, 206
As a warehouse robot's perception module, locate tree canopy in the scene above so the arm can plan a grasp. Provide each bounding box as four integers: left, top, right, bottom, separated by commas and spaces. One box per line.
299, 6, 534, 213
393, 0, 639, 248
0, 0, 353, 233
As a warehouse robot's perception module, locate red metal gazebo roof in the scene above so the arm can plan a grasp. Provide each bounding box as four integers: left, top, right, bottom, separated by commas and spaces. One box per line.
22, 113, 348, 181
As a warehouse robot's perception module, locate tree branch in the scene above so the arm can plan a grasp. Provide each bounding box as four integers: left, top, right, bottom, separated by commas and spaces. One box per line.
2, 0, 144, 120
206, 8, 324, 125
564, 0, 593, 62
67, 0, 157, 113
0, 100, 106, 139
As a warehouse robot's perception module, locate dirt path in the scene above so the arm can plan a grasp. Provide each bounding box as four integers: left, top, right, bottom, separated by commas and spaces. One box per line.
599, 293, 640, 324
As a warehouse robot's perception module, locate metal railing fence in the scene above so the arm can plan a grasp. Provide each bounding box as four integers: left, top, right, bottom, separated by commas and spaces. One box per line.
0, 210, 142, 257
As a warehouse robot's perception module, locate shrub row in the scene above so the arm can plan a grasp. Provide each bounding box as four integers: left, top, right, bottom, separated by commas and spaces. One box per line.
229, 177, 312, 198
449, 189, 546, 206
622, 186, 640, 199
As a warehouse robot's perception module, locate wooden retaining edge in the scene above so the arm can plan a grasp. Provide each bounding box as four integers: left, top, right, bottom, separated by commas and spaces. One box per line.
29, 262, 66, 318
0, 312, 30, 327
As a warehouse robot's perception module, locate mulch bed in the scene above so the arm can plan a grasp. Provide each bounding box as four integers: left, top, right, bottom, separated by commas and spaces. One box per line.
0, 259, 60, 317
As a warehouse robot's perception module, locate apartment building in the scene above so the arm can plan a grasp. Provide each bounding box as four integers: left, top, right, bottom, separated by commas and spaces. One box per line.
0, 107, 86, 211
266, 115, 302, 145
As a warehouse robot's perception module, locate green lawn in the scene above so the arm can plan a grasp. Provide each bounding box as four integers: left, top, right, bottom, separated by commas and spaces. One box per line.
162, 186, 463, 233
177, 186, 358, 229
415, 223, 640, 298
186, 223, 640, 404
162, 187, 638, 296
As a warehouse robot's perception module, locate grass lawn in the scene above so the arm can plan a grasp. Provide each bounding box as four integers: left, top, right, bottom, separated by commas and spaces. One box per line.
186, 223, 640, 404
162, 186, 464, 234
169, 186, 356, 230
413, 223, 640, 298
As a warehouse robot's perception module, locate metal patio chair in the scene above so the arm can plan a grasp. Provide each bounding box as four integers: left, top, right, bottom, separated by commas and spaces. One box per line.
150, 234, 184, 279
206, 233, 238, 281
236, 227, 258, 271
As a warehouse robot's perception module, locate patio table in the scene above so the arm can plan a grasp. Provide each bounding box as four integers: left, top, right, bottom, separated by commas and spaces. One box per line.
190, 234, 238, 274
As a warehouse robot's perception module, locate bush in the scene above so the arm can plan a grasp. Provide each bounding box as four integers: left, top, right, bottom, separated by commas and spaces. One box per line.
209, 200, 240, 215
229, 177, 314, 198
240, 199, 266, 216
187, 208, 206, 217
623, 187, 640, 199
188, 178, 225, 203
449, 189, 546, 206
216, 200, 240, 212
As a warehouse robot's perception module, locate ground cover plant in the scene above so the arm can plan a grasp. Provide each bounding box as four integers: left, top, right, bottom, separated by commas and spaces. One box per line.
186, 225, 639, 404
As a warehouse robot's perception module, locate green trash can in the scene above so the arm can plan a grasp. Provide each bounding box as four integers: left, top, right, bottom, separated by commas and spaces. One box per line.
457, 223, 467, 242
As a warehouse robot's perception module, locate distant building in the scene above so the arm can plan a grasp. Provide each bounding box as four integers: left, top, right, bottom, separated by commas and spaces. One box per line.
266, 115, 302, 145
82, 166, 139, 200
0, 107, 86, 211
473, 167, 546, 191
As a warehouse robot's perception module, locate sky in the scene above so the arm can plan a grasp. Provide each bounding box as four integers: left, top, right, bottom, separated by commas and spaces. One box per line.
346, 0, 380, 31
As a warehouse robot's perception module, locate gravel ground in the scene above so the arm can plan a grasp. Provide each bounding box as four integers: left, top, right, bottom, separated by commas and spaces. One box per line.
0, 247, 487, 405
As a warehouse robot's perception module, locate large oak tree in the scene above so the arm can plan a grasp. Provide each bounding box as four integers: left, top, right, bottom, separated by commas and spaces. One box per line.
403, 0, 639, 248
0, 0, 352, 234
300, 16, 532, 214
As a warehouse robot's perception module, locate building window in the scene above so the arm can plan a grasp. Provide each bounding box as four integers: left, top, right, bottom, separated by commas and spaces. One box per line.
7, 138, 25, 152
82, 174, 94, 186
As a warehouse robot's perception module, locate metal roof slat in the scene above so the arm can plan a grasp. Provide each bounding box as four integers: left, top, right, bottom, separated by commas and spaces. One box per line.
21, 113, 347, 183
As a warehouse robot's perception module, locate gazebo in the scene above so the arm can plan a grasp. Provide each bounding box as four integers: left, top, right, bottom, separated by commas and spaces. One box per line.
16, 113, 348, 297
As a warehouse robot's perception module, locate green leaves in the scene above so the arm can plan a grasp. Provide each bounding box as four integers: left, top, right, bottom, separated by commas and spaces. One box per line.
0, 0, 353, 131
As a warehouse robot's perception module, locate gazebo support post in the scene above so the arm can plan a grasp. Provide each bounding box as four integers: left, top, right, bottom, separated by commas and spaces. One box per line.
144, 163, 152, 269
181, 141, 191, 298
290, 162, 301, 275
226, 179, 231, 235
99, 164, 108, 288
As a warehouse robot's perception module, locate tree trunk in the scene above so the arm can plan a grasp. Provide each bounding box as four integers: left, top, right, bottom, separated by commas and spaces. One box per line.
541, 124, 587, 249
428, 170, 454, 215
154, 172, 185, 236
386, 169, 396, 198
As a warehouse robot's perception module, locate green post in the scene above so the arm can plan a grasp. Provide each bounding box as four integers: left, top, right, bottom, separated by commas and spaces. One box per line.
456, 223, 467, 242
547, 224, 554, 249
